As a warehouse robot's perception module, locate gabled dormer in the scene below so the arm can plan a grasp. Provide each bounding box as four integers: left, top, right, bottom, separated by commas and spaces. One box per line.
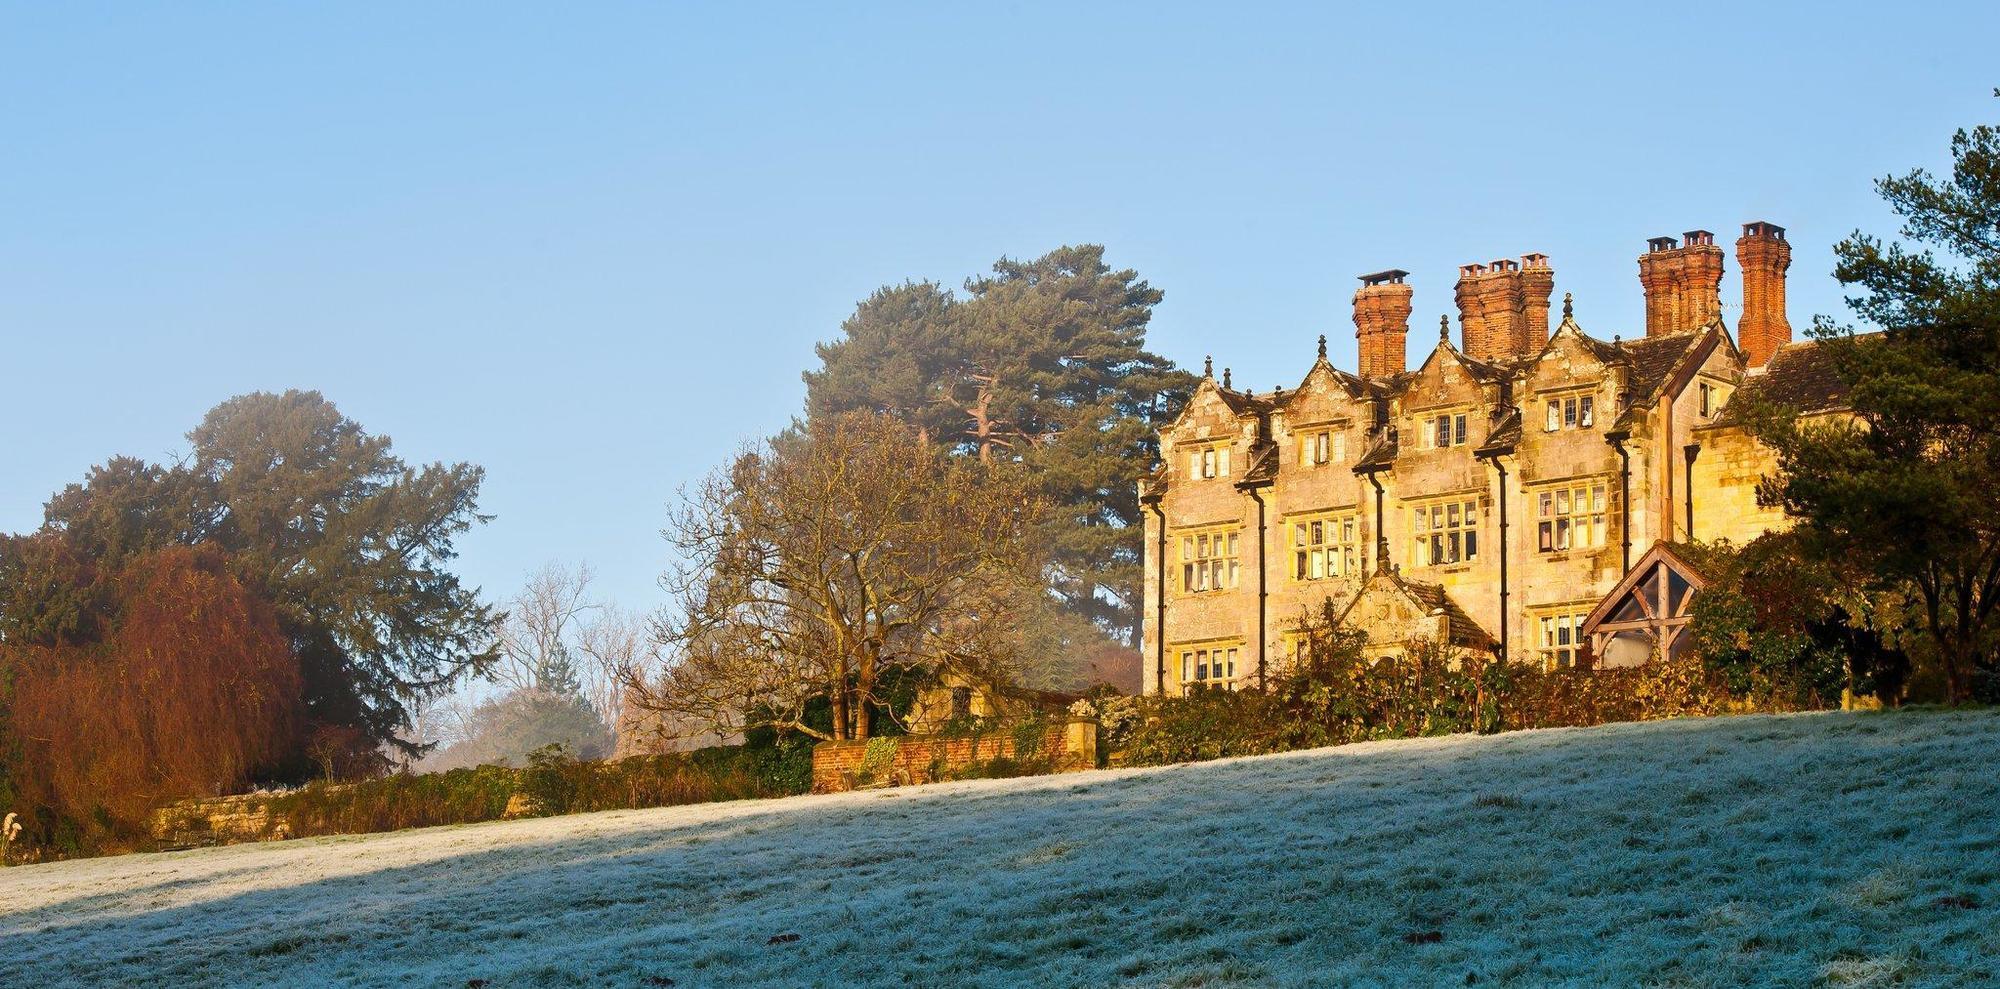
1394, 317, 1508, 455
1273, 335, 1373, 474
1162, 359, 1267, 487
1517, 295, 1620, 438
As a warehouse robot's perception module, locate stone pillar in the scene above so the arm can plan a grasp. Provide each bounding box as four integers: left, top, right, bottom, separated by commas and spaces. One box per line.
1064, 716, 1100, 771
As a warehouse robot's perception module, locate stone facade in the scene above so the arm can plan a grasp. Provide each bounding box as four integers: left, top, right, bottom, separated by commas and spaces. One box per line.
1141, 221, 1842, 695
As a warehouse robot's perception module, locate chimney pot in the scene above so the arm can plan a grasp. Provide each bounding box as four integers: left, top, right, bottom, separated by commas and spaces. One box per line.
1743, 220, 1786, 241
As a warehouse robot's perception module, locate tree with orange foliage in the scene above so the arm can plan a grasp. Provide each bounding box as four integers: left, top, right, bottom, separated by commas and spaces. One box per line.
4, 545, 302, 853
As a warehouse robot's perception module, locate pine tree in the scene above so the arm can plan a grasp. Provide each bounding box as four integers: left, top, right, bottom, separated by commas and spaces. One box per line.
803, 245, 1194, 644
1753, 94, 2000, 702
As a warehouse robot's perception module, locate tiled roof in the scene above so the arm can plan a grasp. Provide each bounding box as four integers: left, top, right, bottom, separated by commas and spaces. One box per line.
1714, 339, 1855, 425
1604, 330, 1713, 430
1620, 332, 1707, 404
1214, 385, 1275, 417
1336, 569, 1496, 650
1352, 430, 1399, 472
1475, 406, 1523, 455
1389, 572, 1497, 649
1237, 442, 1279, 485
1455, 350, 1525, 385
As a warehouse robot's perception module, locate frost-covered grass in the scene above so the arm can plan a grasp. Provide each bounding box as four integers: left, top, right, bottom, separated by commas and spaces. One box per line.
5, 709, 1998, 987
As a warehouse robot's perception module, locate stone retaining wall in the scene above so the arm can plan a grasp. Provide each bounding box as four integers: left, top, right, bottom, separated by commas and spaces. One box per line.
811, 717, 1098, 794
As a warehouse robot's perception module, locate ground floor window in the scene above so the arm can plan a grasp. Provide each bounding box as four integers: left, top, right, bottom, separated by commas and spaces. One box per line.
1179, 644, 1240, 687
1536, 609, 1590, 669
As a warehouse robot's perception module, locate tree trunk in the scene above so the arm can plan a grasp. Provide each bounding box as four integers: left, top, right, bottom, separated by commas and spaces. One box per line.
832, 655, 850, 741
854, 644, 877, 741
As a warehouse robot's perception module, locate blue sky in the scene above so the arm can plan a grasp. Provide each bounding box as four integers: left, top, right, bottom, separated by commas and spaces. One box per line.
3, 2, 1995, 613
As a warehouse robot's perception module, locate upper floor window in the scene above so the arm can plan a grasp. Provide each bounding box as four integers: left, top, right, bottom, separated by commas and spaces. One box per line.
1299, 429, 1345, 467
1537, 481, 1608, 553
1180, 644, 1239, 687
1425, 413, 1469, 448
1292, 513, 1360, 581
1543, 394, 1595, 432
1537, 609, 1589, 669
1187, 444, 1231, 480
1698, 382, 1717, 417
1412, 497, 1479, 567
1180, 529, 1240, 593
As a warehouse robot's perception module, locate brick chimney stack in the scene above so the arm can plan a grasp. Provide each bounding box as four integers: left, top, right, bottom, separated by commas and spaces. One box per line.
1456, 259, 1540, 361
1520, 253, 1555, 351
1736, 221, 1792, 367
1354, 269, 1413, 378
1678, 230, 1725, 329
1454, 263, 1490, 356
1638, 236, 1681, 337
1638, 232, 1725, 336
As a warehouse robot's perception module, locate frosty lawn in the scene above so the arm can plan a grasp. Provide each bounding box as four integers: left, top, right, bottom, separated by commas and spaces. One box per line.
5, 709, 1997, 987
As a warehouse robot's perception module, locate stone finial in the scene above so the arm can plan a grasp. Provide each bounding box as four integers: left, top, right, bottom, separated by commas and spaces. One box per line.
1563, 292, 1574, 319
1317, 334, 1328, 360
1439, 314, 1450, 343
1203, 355, 1213, 378
1222, 367, 1232, 389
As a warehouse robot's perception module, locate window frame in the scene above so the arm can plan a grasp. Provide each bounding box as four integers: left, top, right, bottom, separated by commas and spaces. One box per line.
1177, 643, 1241, 688
1542, 391, 1597, 432
1534, 479, 1609, 554
1290, 510, 1361, 583
1410, 495, 1480, 567
1424, 411, 1471, 449
1186, 442, 1232, 480
1177, 526, 1243, 594
1536, 608, 1591, 670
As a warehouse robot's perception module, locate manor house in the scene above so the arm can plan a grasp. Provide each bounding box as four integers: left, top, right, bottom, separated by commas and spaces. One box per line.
1140, 222, 1852, 695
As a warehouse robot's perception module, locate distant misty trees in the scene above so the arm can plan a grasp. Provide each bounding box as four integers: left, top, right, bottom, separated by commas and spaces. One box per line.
421, 563, 646, 769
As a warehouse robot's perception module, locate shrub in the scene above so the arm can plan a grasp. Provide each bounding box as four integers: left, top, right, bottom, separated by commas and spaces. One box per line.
1119, 603, 1741, 770
163, 734, 818, 851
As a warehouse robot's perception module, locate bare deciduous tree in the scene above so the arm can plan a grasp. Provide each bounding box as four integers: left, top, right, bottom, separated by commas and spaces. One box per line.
626, 411, 1047, 742
481, 561, 646, 734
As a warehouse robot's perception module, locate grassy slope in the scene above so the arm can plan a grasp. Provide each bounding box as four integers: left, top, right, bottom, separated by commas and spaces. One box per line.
3, 709, 1997, 988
